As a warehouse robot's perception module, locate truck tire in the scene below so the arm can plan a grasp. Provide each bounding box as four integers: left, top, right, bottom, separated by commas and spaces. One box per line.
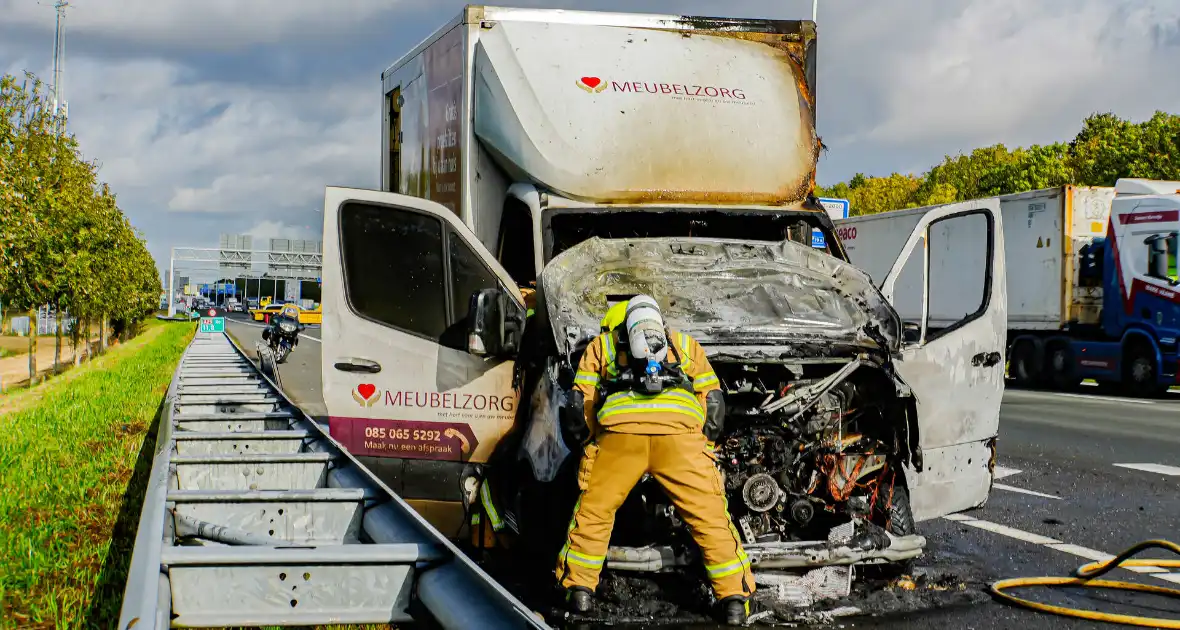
1045, 342, 1082, 390
1122, 343, 1162, 398
1010, 339, 1042, 388
869, 474, 916, 577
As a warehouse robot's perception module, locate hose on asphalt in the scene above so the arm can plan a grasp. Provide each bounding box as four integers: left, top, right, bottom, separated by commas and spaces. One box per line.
990, 539, 1180, 627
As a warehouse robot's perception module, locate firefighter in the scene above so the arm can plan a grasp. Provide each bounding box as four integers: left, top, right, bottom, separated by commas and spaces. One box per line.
555, 295, 753, 625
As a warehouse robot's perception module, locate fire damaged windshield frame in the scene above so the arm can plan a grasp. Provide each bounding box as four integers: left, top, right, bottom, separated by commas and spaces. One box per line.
541, 204, 847, 264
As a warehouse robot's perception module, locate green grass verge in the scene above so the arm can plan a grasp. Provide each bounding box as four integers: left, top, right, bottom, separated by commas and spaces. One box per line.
0, 321, 194, 629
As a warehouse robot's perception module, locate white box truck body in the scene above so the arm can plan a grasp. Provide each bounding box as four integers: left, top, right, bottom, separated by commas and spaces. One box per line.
317, 6, 1011, 559
838, 186, 1114, 331
837, 183, 1179, 395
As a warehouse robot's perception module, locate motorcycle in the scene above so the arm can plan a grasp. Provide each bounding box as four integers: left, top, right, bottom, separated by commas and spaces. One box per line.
261, 314, 301, 364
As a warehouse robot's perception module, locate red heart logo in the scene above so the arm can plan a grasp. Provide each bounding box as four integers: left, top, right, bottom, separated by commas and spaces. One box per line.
357, 383, 376, 400
581, 76, 602, 89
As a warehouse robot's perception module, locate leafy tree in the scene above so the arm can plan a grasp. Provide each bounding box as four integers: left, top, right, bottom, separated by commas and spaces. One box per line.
1068, 111, 1180, 185
819, 111, 1180, 217
1, 72, 162, 384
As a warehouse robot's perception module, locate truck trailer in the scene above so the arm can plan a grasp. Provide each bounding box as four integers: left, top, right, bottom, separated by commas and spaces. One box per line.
317, 5, 1011, 594
836, 181, 1179, 396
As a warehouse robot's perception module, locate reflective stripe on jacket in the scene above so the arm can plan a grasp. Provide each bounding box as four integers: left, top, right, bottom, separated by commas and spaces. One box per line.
573, 328, 720, 435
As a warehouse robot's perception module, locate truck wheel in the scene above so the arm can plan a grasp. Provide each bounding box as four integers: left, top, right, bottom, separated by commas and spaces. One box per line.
869, 475, 916, 577
1046, 343, 1082, 390
1010, 339, 1041, 388
1122, 345, 1160, 398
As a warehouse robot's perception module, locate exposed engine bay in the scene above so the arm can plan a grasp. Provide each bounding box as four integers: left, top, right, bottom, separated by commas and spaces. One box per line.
710, 357, 916, 547
597, 353, 924, 572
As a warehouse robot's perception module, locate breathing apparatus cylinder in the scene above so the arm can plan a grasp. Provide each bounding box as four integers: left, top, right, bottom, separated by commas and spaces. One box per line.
625, 296, 670, 394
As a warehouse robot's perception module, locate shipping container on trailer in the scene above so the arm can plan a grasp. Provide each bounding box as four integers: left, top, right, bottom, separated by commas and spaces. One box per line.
838, 181, 1179, 396
838, 185, 1114, 330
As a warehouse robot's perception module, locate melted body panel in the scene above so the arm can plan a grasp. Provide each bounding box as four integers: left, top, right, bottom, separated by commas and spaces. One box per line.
539, 237, 899, 352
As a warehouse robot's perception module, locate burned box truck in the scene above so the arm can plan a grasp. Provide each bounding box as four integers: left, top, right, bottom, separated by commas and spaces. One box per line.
319, 5, 1008, 580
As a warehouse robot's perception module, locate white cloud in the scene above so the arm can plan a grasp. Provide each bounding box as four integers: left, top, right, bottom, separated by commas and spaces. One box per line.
0, 0, 417, 50
826, 0, 1180, 152
56, 56, 376, 217
244, 220, 318, 243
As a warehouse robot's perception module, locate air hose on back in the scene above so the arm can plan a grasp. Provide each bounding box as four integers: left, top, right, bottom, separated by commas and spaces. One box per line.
990, 539, 1180, 627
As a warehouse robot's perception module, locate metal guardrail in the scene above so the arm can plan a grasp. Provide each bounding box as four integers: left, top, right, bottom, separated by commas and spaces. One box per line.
118, 329, 550, 629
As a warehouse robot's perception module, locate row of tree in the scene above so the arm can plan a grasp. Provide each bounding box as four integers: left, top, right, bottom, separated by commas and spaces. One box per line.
817, 111, 1180, 216
1, 72, 162, 385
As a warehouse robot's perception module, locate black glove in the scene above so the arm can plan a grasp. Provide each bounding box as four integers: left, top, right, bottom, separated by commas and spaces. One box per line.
561, 390, 591, 448
703, 390, 726, 442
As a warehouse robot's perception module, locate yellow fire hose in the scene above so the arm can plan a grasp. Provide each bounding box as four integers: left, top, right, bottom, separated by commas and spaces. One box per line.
990, 539, 1180, 627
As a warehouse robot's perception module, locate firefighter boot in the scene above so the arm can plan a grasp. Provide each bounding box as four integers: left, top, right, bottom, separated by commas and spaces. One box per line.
720, 595, 748, 626
567, 586, 593, 613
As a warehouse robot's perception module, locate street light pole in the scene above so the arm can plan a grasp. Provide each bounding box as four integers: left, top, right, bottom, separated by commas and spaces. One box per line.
50, 1, 69, 133
167, 249, 176, 317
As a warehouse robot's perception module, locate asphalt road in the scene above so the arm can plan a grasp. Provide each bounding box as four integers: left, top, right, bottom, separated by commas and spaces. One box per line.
223, 313, 1180, 628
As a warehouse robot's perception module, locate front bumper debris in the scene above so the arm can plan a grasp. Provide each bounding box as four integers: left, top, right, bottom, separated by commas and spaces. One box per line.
605, 519, 926, 572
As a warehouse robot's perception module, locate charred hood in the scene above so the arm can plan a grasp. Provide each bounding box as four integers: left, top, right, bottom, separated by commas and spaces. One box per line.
540, 237, 901, 355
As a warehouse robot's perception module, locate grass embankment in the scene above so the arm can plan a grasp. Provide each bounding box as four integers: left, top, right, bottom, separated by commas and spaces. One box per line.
0, 321, 193, 628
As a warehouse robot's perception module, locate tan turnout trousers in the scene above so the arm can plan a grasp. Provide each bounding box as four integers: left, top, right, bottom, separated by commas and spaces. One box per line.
555, 430, 754, 600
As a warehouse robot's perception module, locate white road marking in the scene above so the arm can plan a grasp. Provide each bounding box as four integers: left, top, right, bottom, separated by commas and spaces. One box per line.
231, 318, 321, 343
1044, 543, 1113, 563
993, 483, 1062, 500
946, 515, 1061, 545
1114, 463, 1180, 476
989, 466, 1062, 499
993, 466, 1022, 480
942, 514, 1179, 583
1046, 392, 1156, 405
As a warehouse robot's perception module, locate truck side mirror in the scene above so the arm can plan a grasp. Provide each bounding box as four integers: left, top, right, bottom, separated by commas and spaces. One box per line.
902, 321, 922, 343
467, 288, 525, 357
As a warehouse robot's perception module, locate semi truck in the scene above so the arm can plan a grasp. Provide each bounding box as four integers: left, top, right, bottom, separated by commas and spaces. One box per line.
317, 5, 1010, 585
836, 181, 1179, 397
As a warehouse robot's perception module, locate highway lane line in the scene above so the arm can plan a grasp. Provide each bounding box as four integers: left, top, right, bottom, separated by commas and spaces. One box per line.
942, 514, 1179, 583
989, 466, 1061, 499
941, 514, 1061, 544
1113, 463, 1180, 476
1035, 391, 1155, 405
993, 466, 1022, 480
993, 483, 1061, 500
231, 318, 321, 343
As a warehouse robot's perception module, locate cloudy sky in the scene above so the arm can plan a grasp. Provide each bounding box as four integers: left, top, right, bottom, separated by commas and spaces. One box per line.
2, 0, 1178, 279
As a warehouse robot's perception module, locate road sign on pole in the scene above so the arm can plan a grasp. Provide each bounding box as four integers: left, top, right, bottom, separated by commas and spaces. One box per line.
817, 197, 850, 220
198, 317, 225, 333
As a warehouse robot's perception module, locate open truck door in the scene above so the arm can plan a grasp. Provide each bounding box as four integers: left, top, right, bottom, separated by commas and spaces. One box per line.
320, 187, 525, 485
878, 198, 1008, 522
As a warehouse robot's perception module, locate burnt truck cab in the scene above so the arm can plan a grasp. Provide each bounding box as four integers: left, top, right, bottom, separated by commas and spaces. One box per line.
318, 6, 1008, 570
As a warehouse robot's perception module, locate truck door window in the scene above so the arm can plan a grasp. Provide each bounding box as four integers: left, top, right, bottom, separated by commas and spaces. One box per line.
928, 212, 990, 332
891, 236, 925, 342
890, 210, 993, 344
1144, 232, 1179, 283
339, 202, 447, 340
448, 229, 504, 346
